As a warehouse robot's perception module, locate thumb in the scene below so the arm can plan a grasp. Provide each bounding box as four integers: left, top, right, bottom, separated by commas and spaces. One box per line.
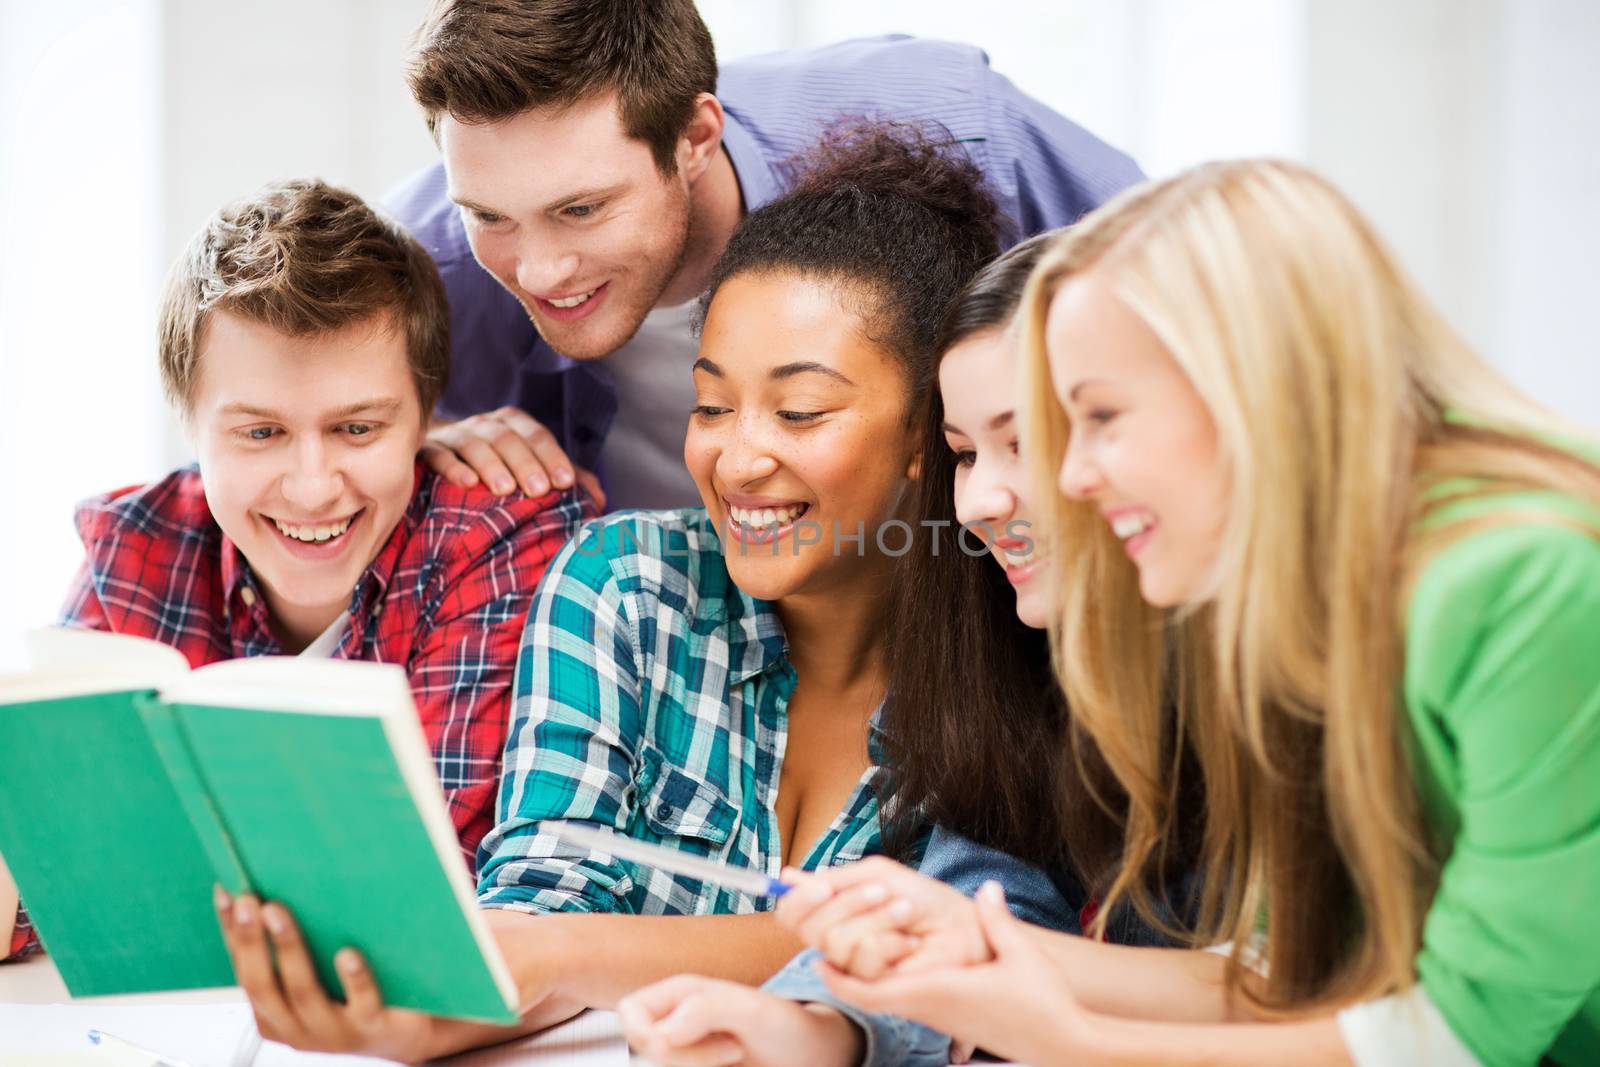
973, 880, 1030, 957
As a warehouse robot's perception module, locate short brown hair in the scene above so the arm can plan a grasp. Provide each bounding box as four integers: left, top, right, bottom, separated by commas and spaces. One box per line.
159, 179, 450, 415
406, 0, 717, 174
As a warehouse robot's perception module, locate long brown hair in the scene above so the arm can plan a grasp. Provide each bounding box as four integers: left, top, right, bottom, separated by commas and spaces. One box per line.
1018, 159, 1600, 1008
880, 235, 1198, 913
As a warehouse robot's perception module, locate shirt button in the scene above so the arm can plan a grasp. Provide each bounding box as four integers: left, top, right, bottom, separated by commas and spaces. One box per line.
239, 587, 257, 608
371, 600, 383, 617
656, 802, 673, 820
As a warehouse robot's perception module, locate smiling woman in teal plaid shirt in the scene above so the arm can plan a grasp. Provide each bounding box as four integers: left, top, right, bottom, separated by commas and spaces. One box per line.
478, 509, 890, 917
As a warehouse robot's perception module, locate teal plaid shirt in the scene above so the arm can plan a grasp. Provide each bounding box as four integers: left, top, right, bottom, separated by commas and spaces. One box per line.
478, 509, 891, 915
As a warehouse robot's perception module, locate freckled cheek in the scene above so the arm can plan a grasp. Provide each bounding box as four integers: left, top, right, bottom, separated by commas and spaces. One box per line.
682, 431, 729, 510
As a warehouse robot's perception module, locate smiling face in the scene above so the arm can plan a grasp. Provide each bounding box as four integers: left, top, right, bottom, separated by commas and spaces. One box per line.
939, 327, 1051, 628
188, 310, 426, 648
684, 271, 919, 602
1046, 274, 1228, 608
441, 91, 696, 362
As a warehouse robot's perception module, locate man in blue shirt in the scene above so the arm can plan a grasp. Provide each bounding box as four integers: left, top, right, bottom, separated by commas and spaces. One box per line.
390, 0, 1143, 512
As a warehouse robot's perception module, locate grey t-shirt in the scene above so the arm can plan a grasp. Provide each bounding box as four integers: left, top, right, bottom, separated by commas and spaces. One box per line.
595, 300, 701, 511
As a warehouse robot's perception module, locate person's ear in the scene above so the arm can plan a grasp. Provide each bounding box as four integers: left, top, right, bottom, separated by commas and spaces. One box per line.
677, 93, 725, 184
906, 450, 923, 481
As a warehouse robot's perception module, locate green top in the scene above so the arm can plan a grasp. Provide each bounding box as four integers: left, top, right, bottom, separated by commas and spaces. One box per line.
1404, 482, 1600, 1067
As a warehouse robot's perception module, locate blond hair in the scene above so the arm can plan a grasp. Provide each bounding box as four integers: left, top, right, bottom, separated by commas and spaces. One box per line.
1019, 159, 1600, 1009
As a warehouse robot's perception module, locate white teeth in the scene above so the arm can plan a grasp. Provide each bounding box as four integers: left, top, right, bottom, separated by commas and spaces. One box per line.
1111, 513, 1154, 539
273, 516, 352, 543
548, 289, 596, 308
728, 503, 807, 528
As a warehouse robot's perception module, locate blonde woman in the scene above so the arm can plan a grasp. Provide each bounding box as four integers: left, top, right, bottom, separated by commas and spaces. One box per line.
768, 159, 1600, 1067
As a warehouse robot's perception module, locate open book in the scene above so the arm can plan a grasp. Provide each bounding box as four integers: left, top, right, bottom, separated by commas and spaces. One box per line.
0, 628, 518, 1024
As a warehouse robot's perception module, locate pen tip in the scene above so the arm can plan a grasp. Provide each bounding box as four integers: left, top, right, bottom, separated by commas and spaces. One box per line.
87, 1030, 103, 1044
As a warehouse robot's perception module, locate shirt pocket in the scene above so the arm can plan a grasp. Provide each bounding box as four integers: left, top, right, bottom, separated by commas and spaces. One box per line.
632, 744, 738, 853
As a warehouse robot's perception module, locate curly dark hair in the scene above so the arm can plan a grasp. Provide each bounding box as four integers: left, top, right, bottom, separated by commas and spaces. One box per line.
698, 120, 1004, 413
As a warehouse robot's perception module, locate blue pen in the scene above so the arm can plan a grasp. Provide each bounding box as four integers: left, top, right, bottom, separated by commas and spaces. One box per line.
86, 1029, 191, 1067
550, 822, 792, 897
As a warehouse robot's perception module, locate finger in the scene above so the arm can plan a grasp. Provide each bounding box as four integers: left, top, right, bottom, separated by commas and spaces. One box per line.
482, 423, 552, 497
261, 904, 344, 1037
638, 1032, 744, 1067
635, 1031, 744, 1067
793, 856, 915, 896
818, 960, 973, 1028
973, 881, 1031, 957
224, 895, 297, 1041
334, 948, 386, 1027
838, 927, 921, 981
628, 987, 749, 1067
449, 437, 520, 496
889, 936, 982, 978
796, 882, 892, 950
491, 408, 571, 495
418, 441, 481, 488
573, 467, 606, 511
951, 1038, 978, 1064
524, 429, 575, 494
214, 884, 233, 934
655, 986, 751, 1047
473, 423, 548, 497
773, 872, 834, 931
818, 906, 907, 976
618, 973, 718, 1026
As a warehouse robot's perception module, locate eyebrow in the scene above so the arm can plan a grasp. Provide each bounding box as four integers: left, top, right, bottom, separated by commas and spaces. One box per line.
450, 183, 626, 217
770, 361, 854, 386
220, 398, 403, 421
943, 410, 1015, 436
1068, 380, 1107, 402
693, 358, 855, 386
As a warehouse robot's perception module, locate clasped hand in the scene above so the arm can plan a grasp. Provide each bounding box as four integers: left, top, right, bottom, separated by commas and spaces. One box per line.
622, 857, 1099, 1067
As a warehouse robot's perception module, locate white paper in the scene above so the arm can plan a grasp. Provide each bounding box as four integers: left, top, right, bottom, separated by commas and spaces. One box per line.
0, 1004, 632, 1066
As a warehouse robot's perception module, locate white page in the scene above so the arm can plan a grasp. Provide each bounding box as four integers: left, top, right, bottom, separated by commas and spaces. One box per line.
0, 1003, 394, 1064
448, 1010, 630, 1066
0, 1004, 633, 1066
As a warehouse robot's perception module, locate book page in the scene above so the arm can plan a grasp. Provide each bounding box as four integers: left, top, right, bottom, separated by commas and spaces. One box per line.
0, 629, 188, 704
168, 656, 412, 716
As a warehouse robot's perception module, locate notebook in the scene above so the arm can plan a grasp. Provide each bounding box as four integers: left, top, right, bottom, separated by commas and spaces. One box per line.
0, 628, 517, 1023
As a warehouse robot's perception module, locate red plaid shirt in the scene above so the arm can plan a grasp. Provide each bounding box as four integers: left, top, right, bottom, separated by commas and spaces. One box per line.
6, 462, 591, 961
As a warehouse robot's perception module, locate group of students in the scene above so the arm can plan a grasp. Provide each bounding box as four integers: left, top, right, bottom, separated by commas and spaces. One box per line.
3, 2, 1597, 1065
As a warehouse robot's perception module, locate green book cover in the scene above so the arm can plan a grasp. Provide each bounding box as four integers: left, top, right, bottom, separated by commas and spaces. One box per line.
0, 629, 518, 1023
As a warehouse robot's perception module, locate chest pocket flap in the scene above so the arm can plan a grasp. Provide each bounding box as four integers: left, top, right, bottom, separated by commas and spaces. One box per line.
633, 745, 738, 850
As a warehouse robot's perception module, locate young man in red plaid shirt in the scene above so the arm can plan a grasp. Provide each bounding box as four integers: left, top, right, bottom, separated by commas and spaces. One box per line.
1, 179, 592, 961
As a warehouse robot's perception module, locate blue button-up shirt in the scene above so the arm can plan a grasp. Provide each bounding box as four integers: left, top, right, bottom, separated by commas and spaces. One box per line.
386, 34, 1143, 480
